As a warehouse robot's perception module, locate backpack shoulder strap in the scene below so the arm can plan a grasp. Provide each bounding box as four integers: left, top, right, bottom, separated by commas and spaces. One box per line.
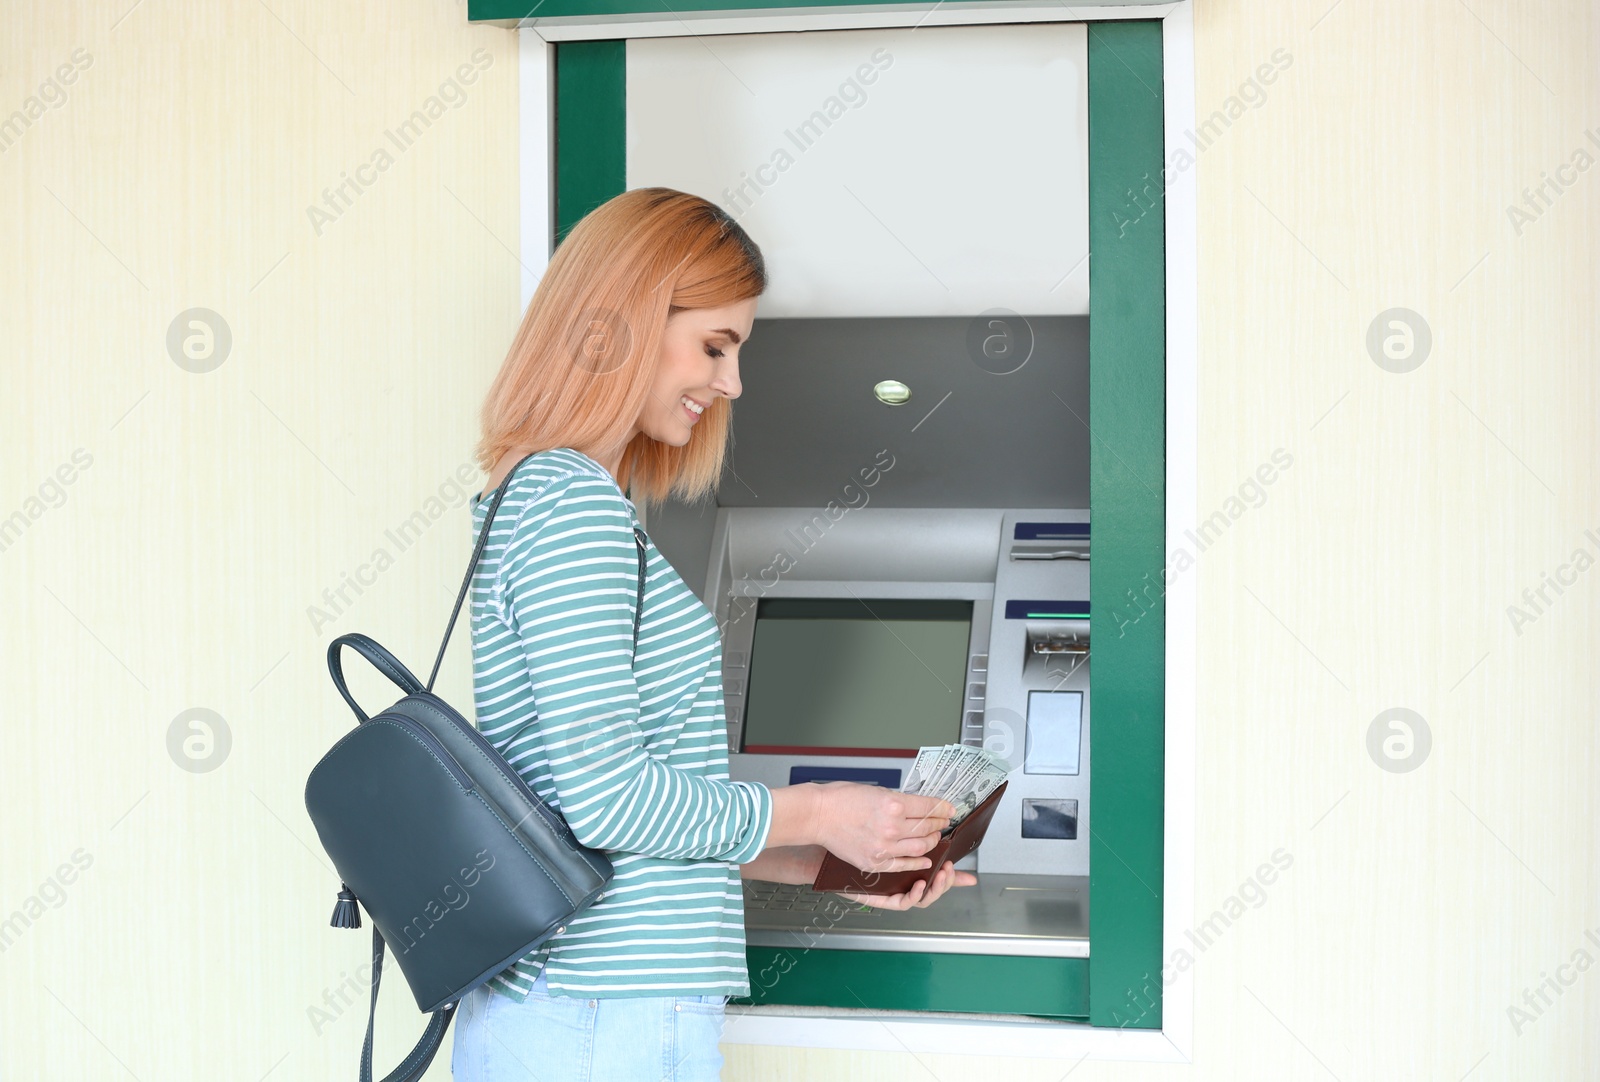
359, 926, 453, 1082
631, 525, 648, 652
426, 452, 538, 691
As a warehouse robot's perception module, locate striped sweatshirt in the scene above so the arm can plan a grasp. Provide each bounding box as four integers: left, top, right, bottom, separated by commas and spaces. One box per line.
467, 446, 773, 1000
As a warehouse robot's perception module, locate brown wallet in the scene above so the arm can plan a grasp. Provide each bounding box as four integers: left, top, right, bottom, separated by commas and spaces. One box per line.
811, 780, 1009, 895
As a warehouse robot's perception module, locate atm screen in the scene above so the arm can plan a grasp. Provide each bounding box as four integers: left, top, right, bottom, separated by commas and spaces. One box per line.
739, 597, 971, 755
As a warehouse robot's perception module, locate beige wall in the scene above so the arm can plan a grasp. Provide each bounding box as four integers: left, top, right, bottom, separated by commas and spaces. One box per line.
0, 1, 522, 1076
2, 1, 1595, 1079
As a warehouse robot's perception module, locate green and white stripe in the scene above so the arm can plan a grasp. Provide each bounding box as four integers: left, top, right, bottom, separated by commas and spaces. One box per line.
468, 446, 772, 1000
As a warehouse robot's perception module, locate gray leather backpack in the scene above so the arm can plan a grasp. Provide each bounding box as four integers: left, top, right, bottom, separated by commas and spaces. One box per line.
305, 452, 647, 1081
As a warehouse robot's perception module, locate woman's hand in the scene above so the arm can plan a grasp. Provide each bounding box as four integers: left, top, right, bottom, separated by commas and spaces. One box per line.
809, 781, 956, 874
834, 859, 977, 911
743, 846, 977, 911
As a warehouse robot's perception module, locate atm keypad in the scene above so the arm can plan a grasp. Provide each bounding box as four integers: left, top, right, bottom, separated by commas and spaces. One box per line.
744, 880, 883, 914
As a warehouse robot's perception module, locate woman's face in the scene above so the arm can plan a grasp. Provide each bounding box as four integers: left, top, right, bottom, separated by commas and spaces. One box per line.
633, 298, 758, 447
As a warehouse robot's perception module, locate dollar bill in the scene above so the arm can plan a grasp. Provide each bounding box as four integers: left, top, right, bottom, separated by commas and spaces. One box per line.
924, 746, 962, 801
944, 754, 983, 805
896, 743, 1012, 826
954, 750, 1010, 820
901, 746, 944, 795
951, 768, 1005, 820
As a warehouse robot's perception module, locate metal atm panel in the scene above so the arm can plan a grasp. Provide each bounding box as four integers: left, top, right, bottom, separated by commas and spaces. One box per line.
706, 506, 1091, 959
977, 510, 1091, 879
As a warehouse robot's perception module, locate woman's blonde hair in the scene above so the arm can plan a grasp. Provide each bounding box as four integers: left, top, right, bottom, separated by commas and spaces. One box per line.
474, 187, 766, 508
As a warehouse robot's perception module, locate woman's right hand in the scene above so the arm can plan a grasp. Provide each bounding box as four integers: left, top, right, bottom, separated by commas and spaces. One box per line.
809, 782, 957, 873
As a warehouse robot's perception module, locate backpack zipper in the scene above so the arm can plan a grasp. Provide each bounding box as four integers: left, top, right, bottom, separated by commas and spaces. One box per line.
378, 714, 473, 791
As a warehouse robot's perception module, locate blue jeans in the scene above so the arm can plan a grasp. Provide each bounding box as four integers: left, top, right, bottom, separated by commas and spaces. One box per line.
450, 967, 728, 1081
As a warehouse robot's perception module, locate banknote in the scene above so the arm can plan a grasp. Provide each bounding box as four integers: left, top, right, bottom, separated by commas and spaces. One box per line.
925, 746, 961, 801
945, 755, 984, 808
896, 743, 1010, 827
901, 746, 943, 795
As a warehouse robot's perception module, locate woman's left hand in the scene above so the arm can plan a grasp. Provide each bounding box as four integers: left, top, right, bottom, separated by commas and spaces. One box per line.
754, 845, 978, 911
834, 858, 977, 910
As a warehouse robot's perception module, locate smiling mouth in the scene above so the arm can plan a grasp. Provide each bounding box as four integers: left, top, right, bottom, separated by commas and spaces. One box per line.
680, 395, 707, 420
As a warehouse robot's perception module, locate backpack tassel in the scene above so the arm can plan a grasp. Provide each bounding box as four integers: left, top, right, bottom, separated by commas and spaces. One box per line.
330, 884, 362, 929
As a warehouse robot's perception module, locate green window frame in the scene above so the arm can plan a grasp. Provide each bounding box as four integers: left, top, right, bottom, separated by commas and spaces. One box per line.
484, 8, 1166, 1028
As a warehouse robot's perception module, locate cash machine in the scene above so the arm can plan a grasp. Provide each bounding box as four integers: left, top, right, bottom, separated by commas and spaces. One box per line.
647, 313, 1093, 1015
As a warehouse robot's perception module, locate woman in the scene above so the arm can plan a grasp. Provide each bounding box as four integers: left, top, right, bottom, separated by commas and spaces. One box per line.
451, 187, 976, 1081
